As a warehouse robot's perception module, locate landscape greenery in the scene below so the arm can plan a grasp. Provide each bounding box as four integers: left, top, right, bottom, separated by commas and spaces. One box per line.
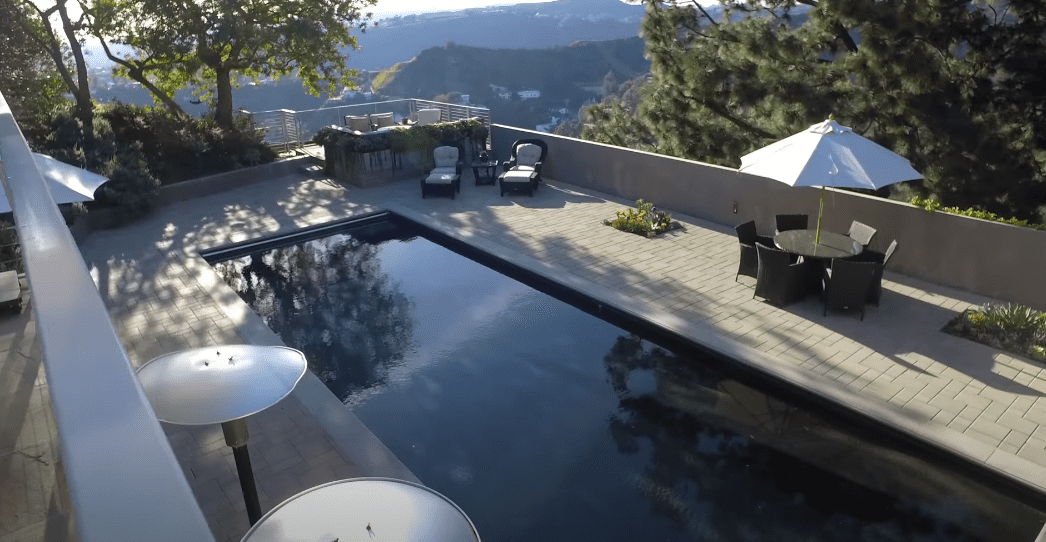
945, 304, 1046, 363
582, 0, 1046, 225
604, 199, 681, 237
2, 0, 369, 220
3, 0, 1045, 230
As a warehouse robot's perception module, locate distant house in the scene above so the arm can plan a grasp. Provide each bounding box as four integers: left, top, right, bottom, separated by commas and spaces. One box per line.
498, 92, 512, 100
518, 90, 541, 99
461, 95, 471, 104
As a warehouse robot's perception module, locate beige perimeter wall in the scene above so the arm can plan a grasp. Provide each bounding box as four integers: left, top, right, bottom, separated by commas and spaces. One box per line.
492, 125, 1046, 311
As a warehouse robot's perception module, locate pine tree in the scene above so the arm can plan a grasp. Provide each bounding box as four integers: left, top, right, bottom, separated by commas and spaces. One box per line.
588, 0, 1046, 221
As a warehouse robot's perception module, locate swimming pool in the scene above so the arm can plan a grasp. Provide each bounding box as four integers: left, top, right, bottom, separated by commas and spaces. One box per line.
207, 213, 1045, 541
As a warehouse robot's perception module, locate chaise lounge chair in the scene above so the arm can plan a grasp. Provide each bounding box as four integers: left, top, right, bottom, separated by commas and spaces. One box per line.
499, 139, 547, 197
421, 141, 464, 199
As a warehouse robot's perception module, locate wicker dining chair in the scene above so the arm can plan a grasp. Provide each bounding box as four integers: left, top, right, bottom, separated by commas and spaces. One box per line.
822, 258, 879, 320
775, 214, 809, 234
734, 221, 774, 282
754, 242, 807, 307
853, 239, 898, 306
847, 220, 877, 247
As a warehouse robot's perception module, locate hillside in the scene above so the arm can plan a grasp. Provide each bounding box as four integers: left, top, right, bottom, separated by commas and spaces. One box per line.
372, 37, 649, 101
350, 0, 648, 69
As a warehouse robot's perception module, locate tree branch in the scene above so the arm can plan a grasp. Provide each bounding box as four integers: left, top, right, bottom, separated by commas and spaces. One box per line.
795, 0, 858, 52
99, 40, 188, 116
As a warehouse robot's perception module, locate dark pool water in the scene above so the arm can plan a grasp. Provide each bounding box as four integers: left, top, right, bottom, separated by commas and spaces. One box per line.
211, 218, 1045, 542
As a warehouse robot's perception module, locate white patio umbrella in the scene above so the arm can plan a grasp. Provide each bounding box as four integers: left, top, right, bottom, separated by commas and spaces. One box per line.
0, 153, 110, 214
739, 119, 923, 243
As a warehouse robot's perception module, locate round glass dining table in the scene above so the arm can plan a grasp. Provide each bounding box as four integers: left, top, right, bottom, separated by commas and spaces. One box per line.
774, 229, 863, 259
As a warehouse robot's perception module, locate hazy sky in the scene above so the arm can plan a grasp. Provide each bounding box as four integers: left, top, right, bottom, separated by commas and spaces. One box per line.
372, 0, 582, 17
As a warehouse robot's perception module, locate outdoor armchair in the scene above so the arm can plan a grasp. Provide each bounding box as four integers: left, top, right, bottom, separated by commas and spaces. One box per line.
754, 242, 807, 307
847, 220, 877, 247
852, 239, 898, 306
735, 220, 774, 282
414, 108, 443, 126
775, 214, 809, 234
500, 139, 548, 196
370, 112, 398, 132
421, 141, 464, 199
822, 258, 878, 320
344, 115, 372, 134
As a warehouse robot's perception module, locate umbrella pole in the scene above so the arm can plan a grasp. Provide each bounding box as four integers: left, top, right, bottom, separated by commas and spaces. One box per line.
815, 186, 825, 244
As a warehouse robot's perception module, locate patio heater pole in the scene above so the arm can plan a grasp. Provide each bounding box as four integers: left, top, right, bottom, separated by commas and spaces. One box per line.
134, 346, 308, 530
223, 418, 263, 525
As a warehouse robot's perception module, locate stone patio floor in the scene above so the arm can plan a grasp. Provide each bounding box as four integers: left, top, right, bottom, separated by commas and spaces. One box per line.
3, 162, 1046, 541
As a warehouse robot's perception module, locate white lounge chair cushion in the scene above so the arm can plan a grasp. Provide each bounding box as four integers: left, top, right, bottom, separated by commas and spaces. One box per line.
416, 109, 442, 126
515, 144, 542, 167
345, 115, 371, 132
433, 146, 459, 168
502, 169, 536, 183
425, 170, 459, 184
371, 112, 395, 128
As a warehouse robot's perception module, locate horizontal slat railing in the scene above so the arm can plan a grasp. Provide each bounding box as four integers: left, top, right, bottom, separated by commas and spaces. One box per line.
0, 92, 216, 542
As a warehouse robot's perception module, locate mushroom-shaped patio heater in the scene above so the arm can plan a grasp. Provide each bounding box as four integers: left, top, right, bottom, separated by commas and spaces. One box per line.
136, 345, 308, 525
240, 478, 481, 542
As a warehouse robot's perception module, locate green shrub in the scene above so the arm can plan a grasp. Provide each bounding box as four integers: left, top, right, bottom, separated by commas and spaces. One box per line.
93, 144, 160, 222
945, 303, 1046, 363
314, 118, 488, 159
910, 196, 1046, 230
101, 104, 275, 183
20, 102, 276, 224
603, 199, 680, 237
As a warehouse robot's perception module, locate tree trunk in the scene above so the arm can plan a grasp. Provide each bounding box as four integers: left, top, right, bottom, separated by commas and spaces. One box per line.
56, 0, 94, 149
215, 66, 234, 130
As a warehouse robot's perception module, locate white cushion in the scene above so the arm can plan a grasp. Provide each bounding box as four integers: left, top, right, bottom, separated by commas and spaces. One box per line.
416, 109, 442, 126
433, 146, 459, 168
515, 144, 542, 167
371, 112, 395, 128
345, 115, 371, 132
502, 169, 536, 183
425, 172, 459, 184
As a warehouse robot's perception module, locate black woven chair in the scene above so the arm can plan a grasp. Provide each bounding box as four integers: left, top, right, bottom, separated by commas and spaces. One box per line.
852, 239, 897, 306
847, 220, 877, 247
775, 214, 809, 234
822, 258, 879, 320
754, 243, 807, 307
735, 221, 774, 282
500, 139, 548, 196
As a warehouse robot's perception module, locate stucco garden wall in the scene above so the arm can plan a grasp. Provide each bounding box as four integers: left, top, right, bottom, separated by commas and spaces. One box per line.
492, 125, 1046, 310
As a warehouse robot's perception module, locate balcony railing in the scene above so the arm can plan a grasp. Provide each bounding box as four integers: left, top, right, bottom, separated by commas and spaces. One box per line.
247, 98, 491, 151
0, 92, 216, 541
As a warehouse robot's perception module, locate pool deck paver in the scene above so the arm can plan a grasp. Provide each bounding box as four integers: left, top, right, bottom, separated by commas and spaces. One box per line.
4, 161, 1046, 541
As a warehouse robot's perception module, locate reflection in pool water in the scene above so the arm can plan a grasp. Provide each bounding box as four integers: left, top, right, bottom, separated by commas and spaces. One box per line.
213, 219, 1045, 542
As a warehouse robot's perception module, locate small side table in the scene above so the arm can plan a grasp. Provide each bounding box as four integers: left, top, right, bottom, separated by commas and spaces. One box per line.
472, 160, 499, 186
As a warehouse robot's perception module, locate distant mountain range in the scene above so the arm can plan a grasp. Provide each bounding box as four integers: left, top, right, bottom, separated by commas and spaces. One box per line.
371, 37, 649, 99
84, 0, 722, 117
350, 0, 651, 69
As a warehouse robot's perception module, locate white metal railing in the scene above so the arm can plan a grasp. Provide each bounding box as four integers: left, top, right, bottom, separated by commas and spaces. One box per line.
0, 93, 216, 541
247, 108, 301, 152
247, 98, 491, 151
